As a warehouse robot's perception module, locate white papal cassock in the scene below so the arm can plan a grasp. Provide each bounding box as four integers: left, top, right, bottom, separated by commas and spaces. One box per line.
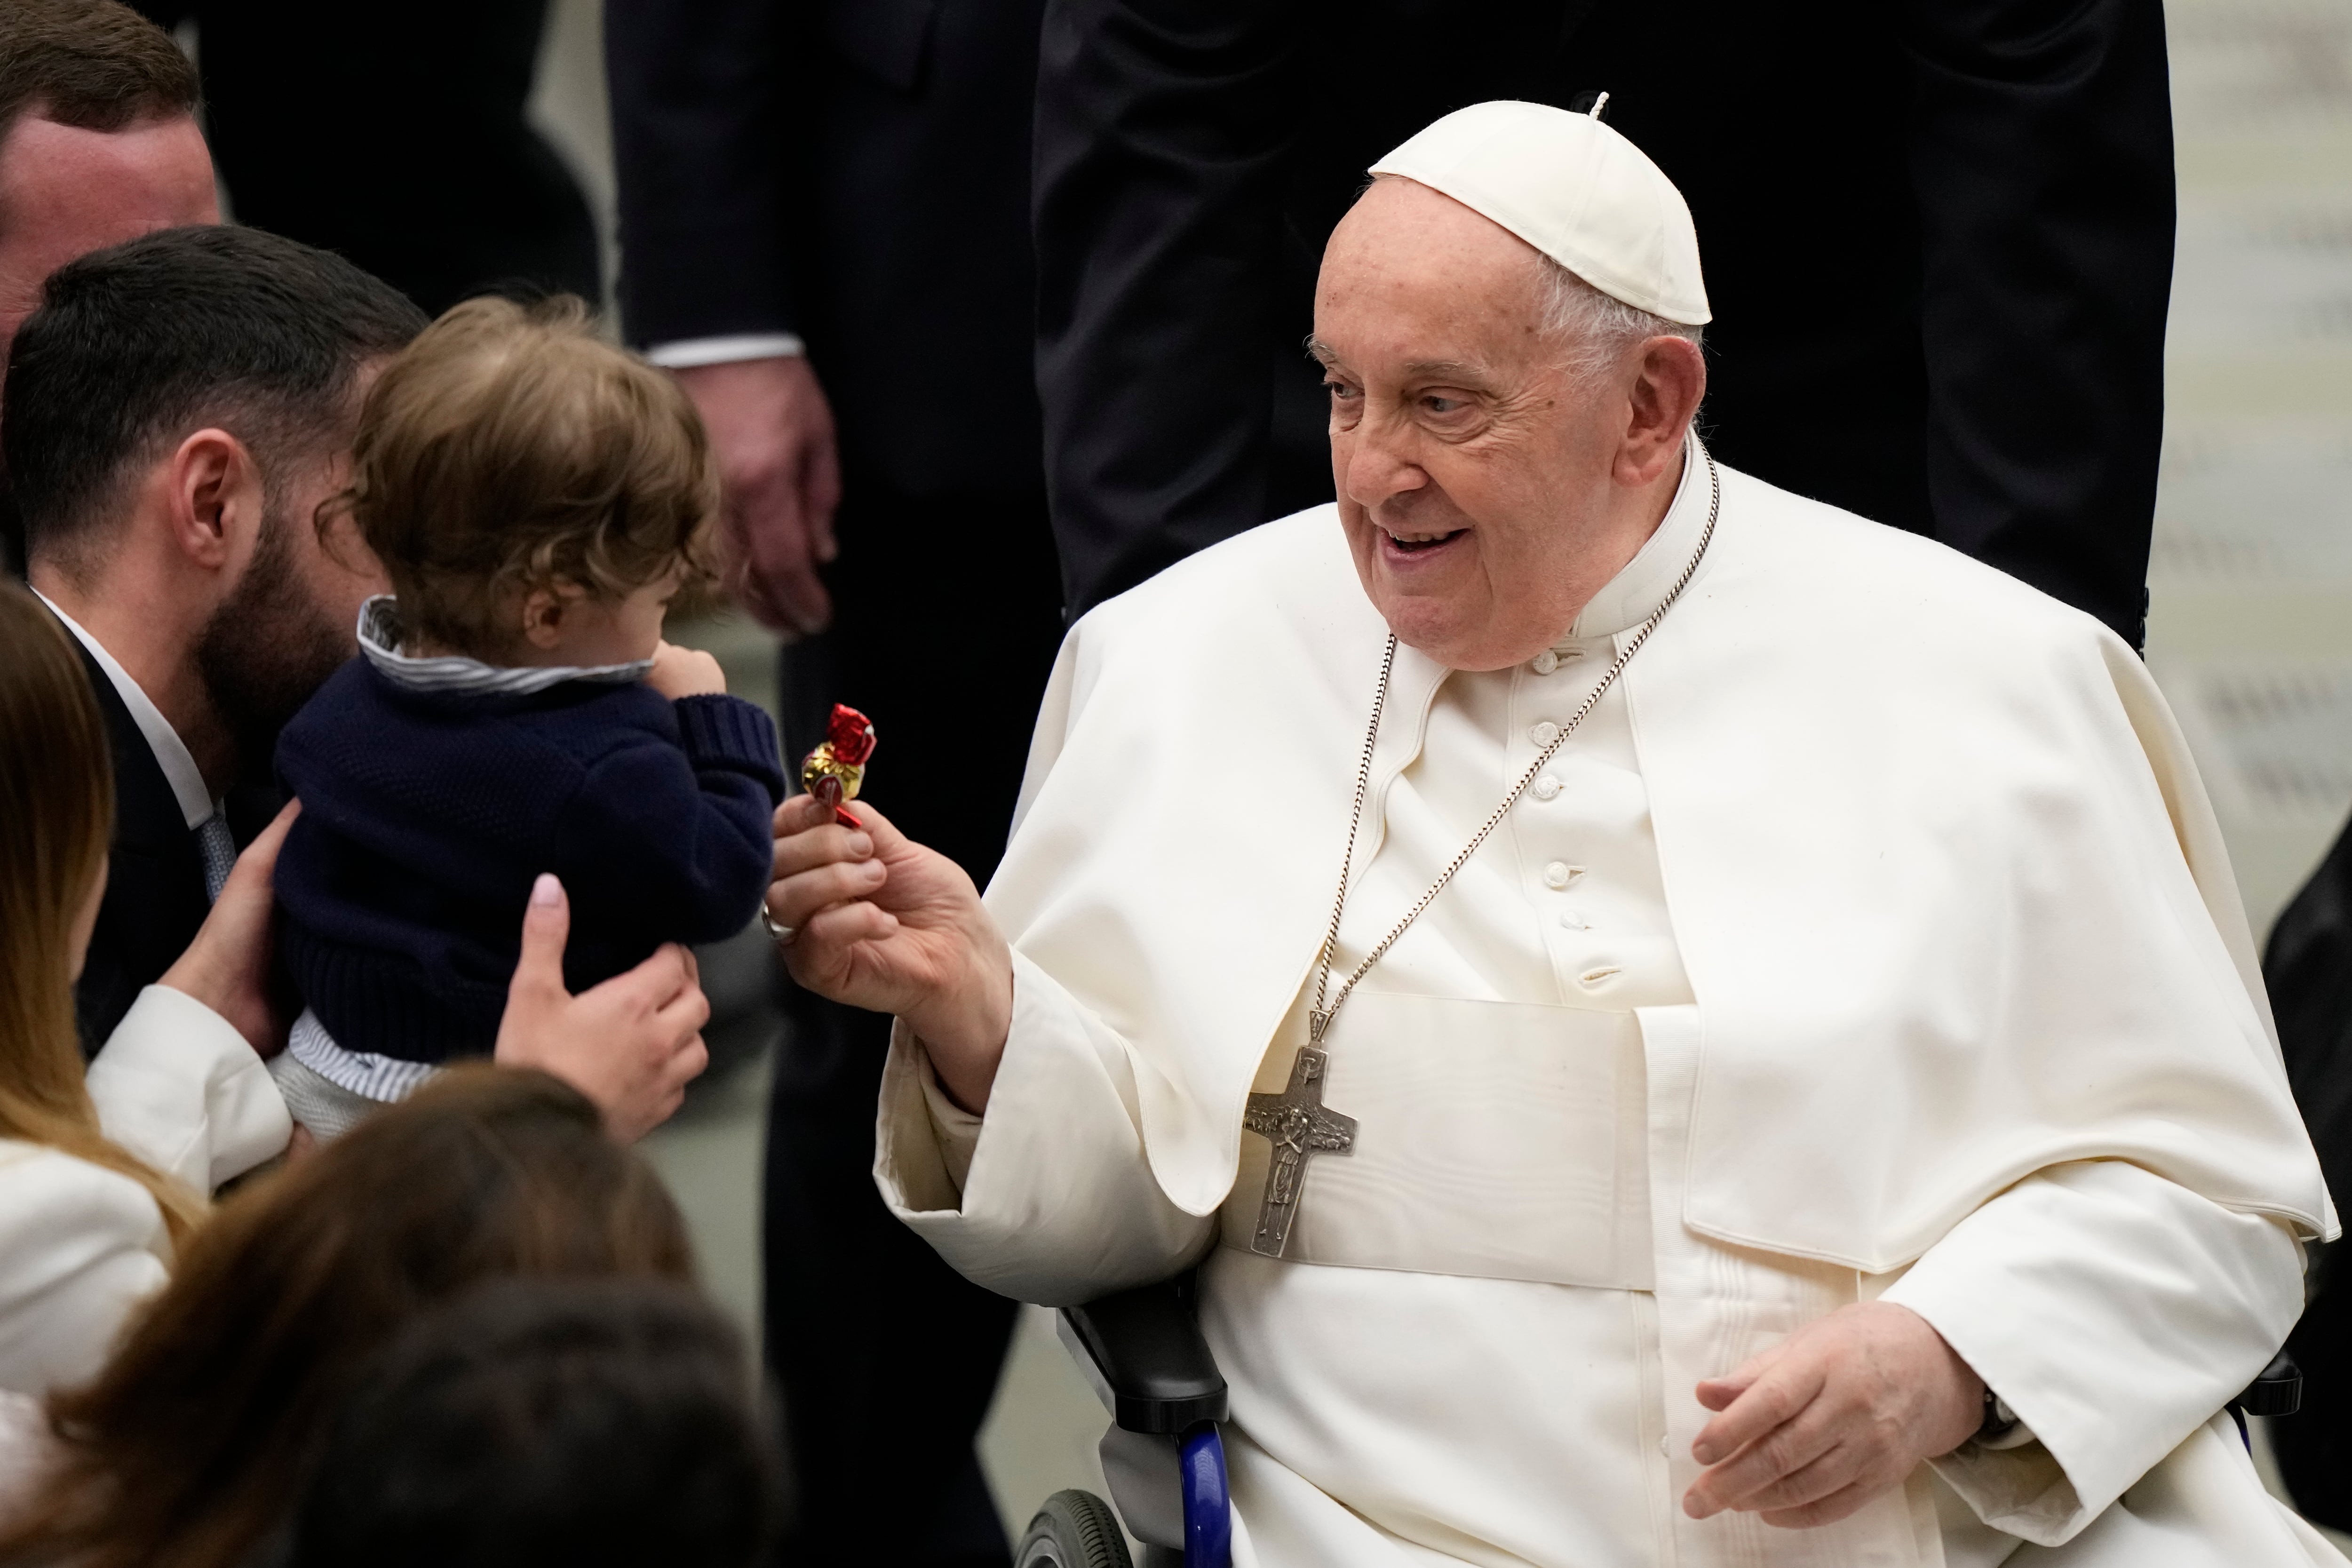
876, 444, 2343, 1566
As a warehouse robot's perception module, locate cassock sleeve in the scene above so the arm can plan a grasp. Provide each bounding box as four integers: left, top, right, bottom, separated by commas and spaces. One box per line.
875, 953, 1218, 1305
86, 986, 291, 1194
1876, 1158, 2304, 1546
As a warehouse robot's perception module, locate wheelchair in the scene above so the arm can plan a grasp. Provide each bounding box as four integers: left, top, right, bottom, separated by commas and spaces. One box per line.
1009, 1273, 2309, 1568
1015, 1272, 1232, 1568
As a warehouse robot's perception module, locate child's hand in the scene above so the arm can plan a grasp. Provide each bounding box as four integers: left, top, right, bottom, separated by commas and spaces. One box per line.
649, 640, 727, 700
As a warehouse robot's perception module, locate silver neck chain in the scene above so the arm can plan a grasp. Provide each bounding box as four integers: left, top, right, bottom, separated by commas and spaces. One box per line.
1306, 446, 1721, 1043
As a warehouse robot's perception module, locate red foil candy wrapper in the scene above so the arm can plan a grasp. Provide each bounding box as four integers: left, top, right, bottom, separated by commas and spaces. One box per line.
801, 703, 877, 827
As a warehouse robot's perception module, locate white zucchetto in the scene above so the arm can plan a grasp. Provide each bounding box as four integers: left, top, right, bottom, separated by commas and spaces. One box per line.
1368, 99, 1711, 326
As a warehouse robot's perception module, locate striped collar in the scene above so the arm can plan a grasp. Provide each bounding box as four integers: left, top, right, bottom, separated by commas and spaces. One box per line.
356, 597, 654, 696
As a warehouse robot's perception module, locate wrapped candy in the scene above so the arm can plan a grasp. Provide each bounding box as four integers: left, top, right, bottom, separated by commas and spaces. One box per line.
800, 703, 877, 827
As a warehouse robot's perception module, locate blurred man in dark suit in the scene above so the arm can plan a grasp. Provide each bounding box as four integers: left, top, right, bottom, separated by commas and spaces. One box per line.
132, 0, 599, 314
0, 0, 217, 582
0, 0, 213, 360
1035, 0, 2177, 650
606, 3, 1064, 1562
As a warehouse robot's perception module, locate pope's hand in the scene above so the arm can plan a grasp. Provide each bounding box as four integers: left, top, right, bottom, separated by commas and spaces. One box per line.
767, 794, 1012, 1113
1682, 1301, 1984, 1528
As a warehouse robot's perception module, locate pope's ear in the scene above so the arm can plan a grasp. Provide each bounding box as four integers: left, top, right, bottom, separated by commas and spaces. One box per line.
164, 427, 267, 572
1618, 336, 1706, 486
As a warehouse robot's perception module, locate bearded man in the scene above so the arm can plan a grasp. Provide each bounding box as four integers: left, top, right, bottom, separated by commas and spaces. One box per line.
768, 103, 2339, 1565
9, 223, 425, 1048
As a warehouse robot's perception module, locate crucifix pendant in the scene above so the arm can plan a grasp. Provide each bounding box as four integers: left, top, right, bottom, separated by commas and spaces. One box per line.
1241, 1011, 1359, 1258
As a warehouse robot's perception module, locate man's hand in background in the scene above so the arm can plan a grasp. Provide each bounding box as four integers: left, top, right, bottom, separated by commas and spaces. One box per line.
674, 354, 842, 636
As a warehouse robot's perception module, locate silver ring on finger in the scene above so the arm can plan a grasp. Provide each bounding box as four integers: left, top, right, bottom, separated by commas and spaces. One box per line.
760, 906, 797, 946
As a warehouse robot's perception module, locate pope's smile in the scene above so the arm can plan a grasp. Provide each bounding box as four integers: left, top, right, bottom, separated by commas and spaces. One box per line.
1379, 525, 1469, 565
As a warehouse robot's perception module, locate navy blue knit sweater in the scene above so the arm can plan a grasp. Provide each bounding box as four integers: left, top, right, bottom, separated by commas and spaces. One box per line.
273, 658, 785, 1064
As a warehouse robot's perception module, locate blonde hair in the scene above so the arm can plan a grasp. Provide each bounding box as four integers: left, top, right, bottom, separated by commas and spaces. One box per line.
339, 295, 721, 660
0, 582, 204, 1243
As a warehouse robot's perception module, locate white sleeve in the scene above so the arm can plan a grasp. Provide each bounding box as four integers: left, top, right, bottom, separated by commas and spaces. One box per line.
86, 987, 292, 1193
1878, 1158, 2304, 1546
642, 334, 807, 369
0, 1151, 171, 1395
874, 952, 1216, 1306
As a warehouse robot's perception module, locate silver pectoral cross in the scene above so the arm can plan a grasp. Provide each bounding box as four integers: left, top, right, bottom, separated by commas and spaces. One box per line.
1241, 1011, 1359, 1258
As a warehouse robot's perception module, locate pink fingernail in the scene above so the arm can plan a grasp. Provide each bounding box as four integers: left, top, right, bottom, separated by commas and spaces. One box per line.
531, 874, 562, 907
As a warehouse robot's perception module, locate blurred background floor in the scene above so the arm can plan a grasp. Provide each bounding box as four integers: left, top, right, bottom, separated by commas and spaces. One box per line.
519, 0, 2352, 1545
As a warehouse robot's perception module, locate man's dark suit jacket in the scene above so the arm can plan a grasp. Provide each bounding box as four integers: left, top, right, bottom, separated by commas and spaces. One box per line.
606, 0, 1045, 494
1035, 0, 2177, 646
133, 0, 600, 316
69, 637, 210, 1057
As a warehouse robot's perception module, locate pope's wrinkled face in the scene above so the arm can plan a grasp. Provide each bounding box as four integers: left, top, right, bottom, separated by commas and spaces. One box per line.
1314, 176, 1701, 671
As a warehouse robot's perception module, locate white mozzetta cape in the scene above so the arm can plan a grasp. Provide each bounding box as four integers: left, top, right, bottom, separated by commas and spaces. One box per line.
984, 464, 2334, 1269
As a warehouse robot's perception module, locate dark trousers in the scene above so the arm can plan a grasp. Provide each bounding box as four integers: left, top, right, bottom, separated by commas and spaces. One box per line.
764, 478, 1065, 1566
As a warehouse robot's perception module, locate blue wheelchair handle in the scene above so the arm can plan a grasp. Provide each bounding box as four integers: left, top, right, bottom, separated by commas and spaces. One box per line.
1178, 1421, 1232, 1568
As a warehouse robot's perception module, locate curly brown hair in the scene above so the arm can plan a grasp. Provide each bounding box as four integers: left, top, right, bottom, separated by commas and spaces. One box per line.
340, 294, 720, 661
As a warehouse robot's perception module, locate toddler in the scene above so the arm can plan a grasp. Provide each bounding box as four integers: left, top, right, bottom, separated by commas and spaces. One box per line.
271, 296, 785, 1137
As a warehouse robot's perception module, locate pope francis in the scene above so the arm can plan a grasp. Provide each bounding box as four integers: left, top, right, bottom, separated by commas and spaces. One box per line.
765, 102, 2344, 1566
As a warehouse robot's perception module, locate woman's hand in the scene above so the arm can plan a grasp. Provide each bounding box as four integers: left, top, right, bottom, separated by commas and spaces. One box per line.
160, 801, 299, 1056
767, 795, 1013, 1113
494, 874, 711, 1141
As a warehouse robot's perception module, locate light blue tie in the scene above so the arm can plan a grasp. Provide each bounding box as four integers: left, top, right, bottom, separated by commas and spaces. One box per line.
197, 812, 236, 903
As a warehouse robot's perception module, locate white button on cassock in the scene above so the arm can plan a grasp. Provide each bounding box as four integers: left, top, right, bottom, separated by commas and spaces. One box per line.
1531, 775, 1562, 801
1558, 910, 1587, 930
1530, 650, 1558, 675
1542, 861, 1579, 889
1529, 721, 1560, 748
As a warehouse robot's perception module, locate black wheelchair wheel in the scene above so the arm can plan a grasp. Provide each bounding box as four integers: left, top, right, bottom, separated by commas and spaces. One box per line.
1015, 1488, 1134, 1568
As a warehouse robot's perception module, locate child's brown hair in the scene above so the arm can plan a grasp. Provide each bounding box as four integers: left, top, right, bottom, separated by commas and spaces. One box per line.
342, 294, 719, 660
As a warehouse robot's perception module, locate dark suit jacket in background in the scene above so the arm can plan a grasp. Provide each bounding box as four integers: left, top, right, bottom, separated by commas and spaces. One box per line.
134, 0, 599, 315
1034, 0, 2176, 647
609, 0, 1044, 493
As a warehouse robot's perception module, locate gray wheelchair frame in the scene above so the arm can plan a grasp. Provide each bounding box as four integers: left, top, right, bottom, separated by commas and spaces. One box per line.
1015, 1273, 1231, 1568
